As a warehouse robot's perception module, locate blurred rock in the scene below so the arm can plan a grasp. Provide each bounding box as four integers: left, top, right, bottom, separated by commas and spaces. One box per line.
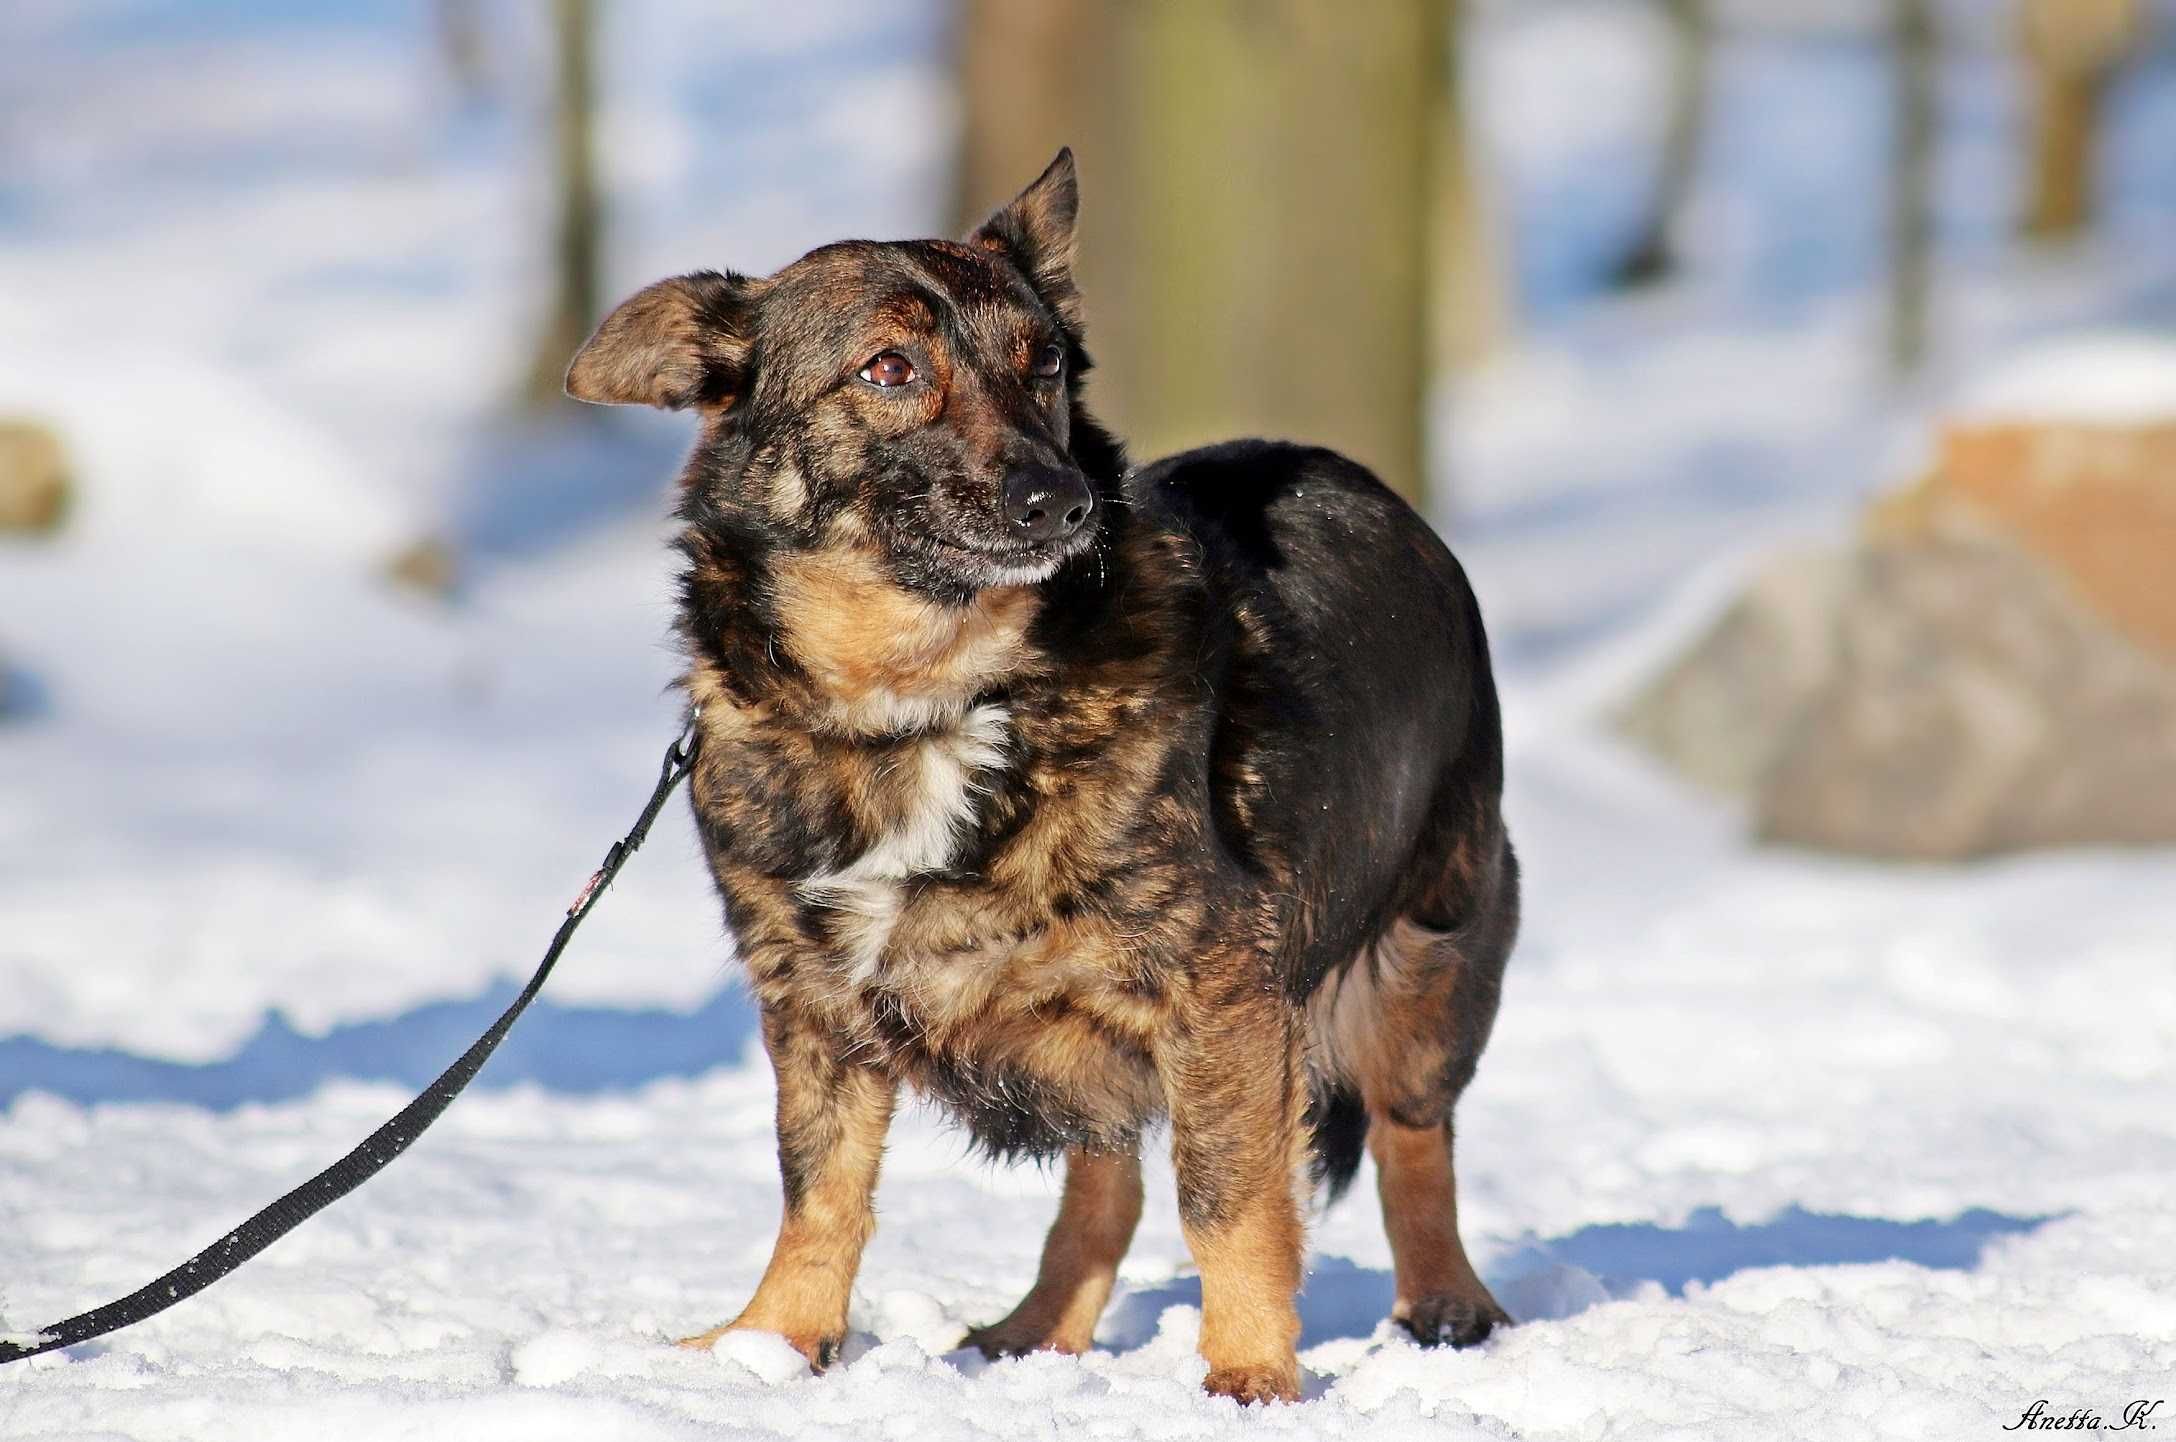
382, 535, 460, 600
1612, 548, 1849, 798
1623, 410, 2176, 858
0, 419, 72, 534
1869, 420, 2176, 657
1757, 536, 2176, 858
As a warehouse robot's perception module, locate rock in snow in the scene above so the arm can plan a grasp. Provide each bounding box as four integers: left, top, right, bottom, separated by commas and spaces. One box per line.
1871, 418, 2176, 658
1757, 535, 2176, 857
1623, 384, 2176, 857
1612, 547, 1851, 799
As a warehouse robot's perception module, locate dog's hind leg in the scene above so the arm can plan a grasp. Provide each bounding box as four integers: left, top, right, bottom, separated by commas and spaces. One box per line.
962, 1143, 1143, 1358
679, 1005, 896, 1369
1331, 908, 1515, 1348
1368, 1115, 1509, 1346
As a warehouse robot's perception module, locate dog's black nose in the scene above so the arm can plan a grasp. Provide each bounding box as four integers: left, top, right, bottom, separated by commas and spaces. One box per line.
1002, 466, 1094, 545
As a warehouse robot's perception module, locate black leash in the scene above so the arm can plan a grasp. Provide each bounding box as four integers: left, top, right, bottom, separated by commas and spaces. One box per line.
0, 710, 702, 1365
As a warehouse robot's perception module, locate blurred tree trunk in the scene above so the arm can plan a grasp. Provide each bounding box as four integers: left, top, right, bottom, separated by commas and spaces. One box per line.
953, 0, 1461, 508
1433, 0, 1506, 378
950, 1, 1120, 237
1888, 0, 1936, 373
433, 0, 489, 101
2018, 0, 2139, 241
522, 0, 603, 409
950, 0, 1134, 435
1612, 0, 1712, 289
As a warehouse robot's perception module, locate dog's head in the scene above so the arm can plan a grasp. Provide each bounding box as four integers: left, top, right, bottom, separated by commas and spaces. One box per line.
568, 150, 1122, 602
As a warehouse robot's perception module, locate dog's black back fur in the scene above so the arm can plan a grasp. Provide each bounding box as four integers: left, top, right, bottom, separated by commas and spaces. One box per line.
1142, 440, 1508, 994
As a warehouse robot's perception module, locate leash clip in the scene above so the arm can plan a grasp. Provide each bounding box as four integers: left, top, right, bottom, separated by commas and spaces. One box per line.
666, 704, 702, 777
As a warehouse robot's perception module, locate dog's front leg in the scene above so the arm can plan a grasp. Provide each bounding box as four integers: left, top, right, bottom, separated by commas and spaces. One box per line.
1160, 984, 1305, 1404
679, 1004, 895, 1369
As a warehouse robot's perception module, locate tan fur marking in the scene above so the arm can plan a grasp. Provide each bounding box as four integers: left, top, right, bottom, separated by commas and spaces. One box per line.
1306, 916, 1440, 1087
985, 721, 1171, 901
1305, 914, 1492, 1132
965, 1146, 1143, 1357
1162, 990, 1308, 1405
771, 549, 1040, 735
1186, 1201, 1304, 1404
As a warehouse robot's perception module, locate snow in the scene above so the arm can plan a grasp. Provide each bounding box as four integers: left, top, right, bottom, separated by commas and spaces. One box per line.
5, 2, 2176, 1438
4, 851, 2173, 1438
1953, 331, 2176, 424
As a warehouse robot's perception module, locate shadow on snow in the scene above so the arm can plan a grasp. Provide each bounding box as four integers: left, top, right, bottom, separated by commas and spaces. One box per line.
0, 981, 759, 1111
1097, 1204, 2053, 1355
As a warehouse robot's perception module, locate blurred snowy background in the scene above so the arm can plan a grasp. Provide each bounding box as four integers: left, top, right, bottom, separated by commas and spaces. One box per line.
2, 3, 2172, 1438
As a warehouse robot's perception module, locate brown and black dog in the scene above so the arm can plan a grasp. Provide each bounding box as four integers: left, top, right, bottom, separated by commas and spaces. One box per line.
565, 150, 1518, 1405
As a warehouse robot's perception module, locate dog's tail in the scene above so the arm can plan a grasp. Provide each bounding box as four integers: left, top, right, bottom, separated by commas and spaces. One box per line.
1305, 1079, 1369, 1205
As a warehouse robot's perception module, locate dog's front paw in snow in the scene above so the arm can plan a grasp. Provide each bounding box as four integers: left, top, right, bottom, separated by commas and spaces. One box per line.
1202, 1362, 1301, 1405
679, 1320, 842, 1375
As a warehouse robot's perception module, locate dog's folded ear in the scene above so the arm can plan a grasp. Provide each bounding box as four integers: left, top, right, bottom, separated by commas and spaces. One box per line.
565, 270, 757, 411
969, 147, 1083, 330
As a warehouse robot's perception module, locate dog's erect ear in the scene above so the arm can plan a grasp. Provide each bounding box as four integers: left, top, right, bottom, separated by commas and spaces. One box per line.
969, 148, 1082, 327
565, 270, 757, 411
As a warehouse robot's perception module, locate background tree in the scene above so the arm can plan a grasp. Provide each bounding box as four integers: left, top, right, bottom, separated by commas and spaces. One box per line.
522, 0, 604, 408
1889, 0, 1937, 373
953, 0, 1480, 508
951, 1, 1121, 256
1612, 0, 1713, 289
2018, 0, 2141, 240
1432, 0, 1506, 380
951, 0, 1134, 447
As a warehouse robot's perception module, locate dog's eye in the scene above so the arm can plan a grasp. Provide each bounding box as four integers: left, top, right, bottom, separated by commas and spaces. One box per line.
859, 351, 916, 388
1031, 344, 1064, 379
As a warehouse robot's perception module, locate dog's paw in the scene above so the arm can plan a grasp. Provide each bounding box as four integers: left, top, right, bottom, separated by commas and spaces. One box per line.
1202, 1363, 1301, 1405
1396, 1293, 1512, 1349
675, 1322, 842, 1372
961, 1319, 1081, 1360
959, 1322, 1022, 1359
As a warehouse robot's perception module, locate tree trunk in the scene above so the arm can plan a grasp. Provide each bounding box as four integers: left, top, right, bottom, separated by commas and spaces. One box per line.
1433, 0, 1506, 378
950, 0, 1133, 444
950, 0, 1120, 237
2018, 0, 2139, 241
1613, 0, 1712, 289
522, 0, 603, 409
2024, 69, 2097, 239
952, 0, 1453, 507
1889, 0, 1937, 374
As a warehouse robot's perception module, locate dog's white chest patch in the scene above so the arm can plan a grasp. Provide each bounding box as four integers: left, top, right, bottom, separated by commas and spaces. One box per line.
797, 702, 1009, 983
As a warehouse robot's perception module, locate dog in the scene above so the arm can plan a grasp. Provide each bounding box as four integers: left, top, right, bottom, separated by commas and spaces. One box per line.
564, 149, 1518, 1405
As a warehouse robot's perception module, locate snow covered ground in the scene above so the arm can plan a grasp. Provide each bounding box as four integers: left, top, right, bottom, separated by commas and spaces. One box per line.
2, 964, 2170, 1439
5, 723, 2176, 1438
4, 3, 2175, 1437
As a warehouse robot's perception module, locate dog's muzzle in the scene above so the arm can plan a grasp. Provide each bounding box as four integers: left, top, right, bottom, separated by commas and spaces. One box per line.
1001, 465, 1095, 546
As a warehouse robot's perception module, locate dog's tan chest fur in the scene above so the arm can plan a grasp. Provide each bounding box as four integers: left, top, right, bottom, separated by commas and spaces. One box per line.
771, 548, 1039, 735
